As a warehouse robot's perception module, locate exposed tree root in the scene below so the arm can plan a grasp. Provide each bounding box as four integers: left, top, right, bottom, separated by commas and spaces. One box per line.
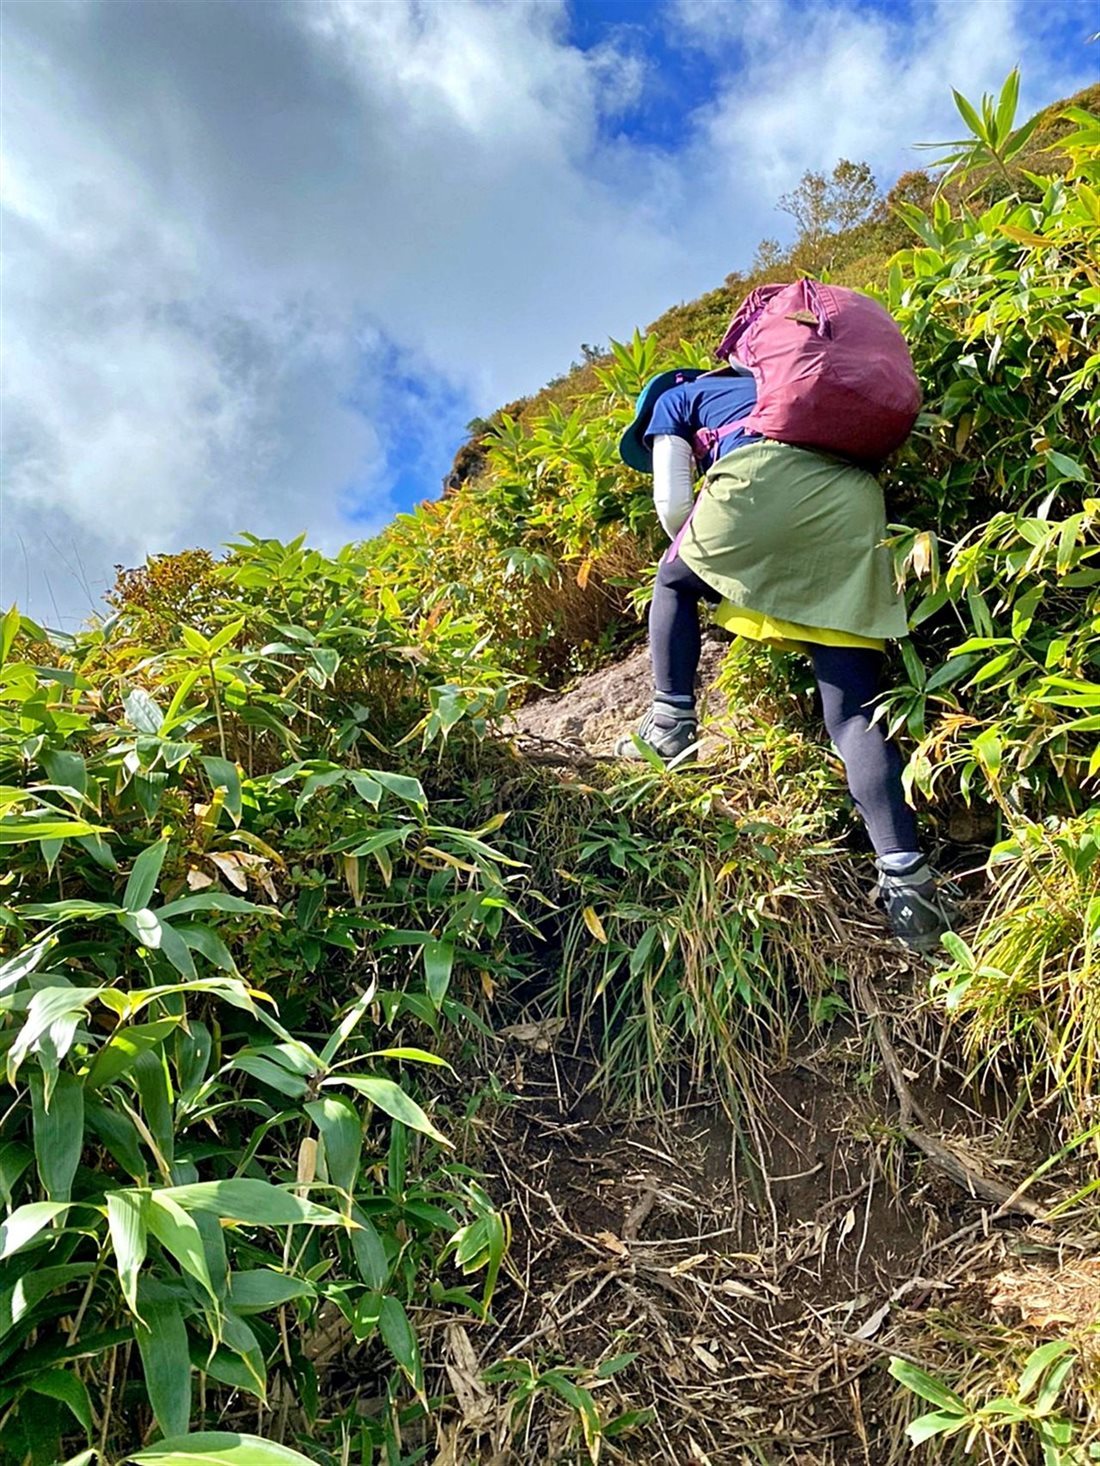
852, 970, 1047, 1221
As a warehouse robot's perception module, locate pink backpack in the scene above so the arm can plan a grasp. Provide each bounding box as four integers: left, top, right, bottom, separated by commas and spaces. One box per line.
713, 280, 921, 462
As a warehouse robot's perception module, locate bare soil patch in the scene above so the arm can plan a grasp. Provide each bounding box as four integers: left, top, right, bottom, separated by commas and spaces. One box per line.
503, 636, 730, 759
426, 994, 1095, 1465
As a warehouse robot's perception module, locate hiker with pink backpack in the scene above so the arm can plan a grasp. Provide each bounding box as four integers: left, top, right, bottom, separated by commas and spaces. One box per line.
617, 280, 954, 952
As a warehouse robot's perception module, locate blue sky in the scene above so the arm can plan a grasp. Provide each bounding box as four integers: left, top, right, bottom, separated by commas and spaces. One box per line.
2, 0, 1097, 625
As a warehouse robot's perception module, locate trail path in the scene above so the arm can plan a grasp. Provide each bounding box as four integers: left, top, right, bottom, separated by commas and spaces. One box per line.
425, 652, 1100, 1463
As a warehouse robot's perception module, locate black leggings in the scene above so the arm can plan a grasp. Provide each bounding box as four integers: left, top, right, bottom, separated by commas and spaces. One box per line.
649, 553, 918, 855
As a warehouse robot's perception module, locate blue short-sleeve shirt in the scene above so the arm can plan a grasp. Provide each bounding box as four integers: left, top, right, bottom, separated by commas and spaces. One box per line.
646, 375, 759, 469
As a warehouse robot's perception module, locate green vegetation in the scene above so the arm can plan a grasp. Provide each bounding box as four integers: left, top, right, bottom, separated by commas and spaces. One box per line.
1, 74, 1098, 1466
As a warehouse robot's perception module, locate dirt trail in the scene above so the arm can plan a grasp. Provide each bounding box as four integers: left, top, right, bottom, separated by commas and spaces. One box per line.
420, 654, 1100, 1462
503, 636, 730, 759
433, 1004, 1095, 1466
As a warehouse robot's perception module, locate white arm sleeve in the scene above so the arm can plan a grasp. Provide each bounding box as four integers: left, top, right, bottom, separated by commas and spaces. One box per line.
652, 434, 696, 539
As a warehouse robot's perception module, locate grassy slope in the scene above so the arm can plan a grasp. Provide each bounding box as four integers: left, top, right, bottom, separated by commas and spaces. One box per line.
2, 80, 1095, 1466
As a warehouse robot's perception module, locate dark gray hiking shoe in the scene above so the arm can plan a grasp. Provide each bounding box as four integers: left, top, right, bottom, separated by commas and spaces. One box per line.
873, 856, 957, 954
614, 702, 698, 762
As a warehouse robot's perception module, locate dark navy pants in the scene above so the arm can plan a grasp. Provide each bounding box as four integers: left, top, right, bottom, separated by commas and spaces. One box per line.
649, 552, 918, 855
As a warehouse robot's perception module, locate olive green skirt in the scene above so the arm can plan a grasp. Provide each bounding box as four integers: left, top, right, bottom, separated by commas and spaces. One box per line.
676, 439, 908, 643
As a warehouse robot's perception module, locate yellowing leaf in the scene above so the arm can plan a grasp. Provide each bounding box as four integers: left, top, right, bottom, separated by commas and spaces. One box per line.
582, 906, 607, 943
911, 532, 936, 579
999, 224, 1051, 247
296, 1137, 318, 1190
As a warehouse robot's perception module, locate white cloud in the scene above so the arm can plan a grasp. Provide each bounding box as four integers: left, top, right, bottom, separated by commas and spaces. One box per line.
674, 0, 1096, 201
1, 0, 684, 623
0, 0, 1093, 626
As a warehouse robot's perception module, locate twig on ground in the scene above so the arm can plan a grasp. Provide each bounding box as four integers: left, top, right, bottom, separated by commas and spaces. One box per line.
853, 971, 1045, 1220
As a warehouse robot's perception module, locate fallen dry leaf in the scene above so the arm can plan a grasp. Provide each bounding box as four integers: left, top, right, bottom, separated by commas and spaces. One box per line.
498, 1017, 567, 1052
594, 1230, 630, 1258
444, 1322, 495, 1430
690, 1342, 723, 1375
670, 1252, 709, 1276
854, 1302, 891, 1339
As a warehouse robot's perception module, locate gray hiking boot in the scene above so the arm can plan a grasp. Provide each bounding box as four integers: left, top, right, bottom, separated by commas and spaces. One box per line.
873, 855, 957, 954
614, 701, 698, 762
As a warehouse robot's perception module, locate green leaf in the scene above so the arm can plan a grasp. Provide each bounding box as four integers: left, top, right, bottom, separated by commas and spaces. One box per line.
228, 1270, 316, 1314
1045, 450, 1087, 483
304, 1096, 362, 1195
89, 1018, 184, 1089
378, 1295, 423, 1395
7, 986, 100, 1086
940, 931, 975, 969
155, 1179, 347, 1227
201, 758, 243, 824
1034, 1354, 1076, 1415
318, 986, 376, 1066
27, 1371, 94, 1433
133, 1049, 175, 1168
0, 817, 102, 844
30, 1070, 83, 1203
348, 773, 382, 806
178, 924, 237, 973
951, 87, 985, 141
371, 770, 426, 806
147, 1194, 217, 1303
293, 769, 344, 814
422, 940, 454, 1008
123, 688, 165, 734
0, 604, 21, 665
126, 1432, 320, 1465
993, 68, 1019, 143
906, 1409, 967, 1444
1018, 1338, 1074, 1403
220, 1312, 266, 1398
85, 1096, 147, 1178
308, 647, 340, 684
231, 1054, 308, 1098
326, 1075, 450, 1147
542, 1373, 601, 1455
0, 1142, 33, 1207
135, 1292, 192, 1438
366, 1047, 452, 1068
157, 919, 198, 978
39, 749, 88, 799
124, 840, 170, 913
119, 907, 165, 950
0, 1264, 93, 1346
0, 1201, 71, 1261
0, 937, 56, 997
180, 626, 212, 656
349, 1205, 390, 1289
888, 1357, 967, 1412
107, 1190, 148, 1316
207, 617, 246, 655
157, 893, 270, 921
1002, 110, 1041, 161
973, 728, 1002, 775
596, 1352, 638, 1378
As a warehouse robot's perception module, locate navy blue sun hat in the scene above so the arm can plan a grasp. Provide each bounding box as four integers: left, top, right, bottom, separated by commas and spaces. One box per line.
618, 368, 707, 474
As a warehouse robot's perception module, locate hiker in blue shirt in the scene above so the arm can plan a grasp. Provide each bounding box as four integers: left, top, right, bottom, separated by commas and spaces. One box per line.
616, 366, 954, 953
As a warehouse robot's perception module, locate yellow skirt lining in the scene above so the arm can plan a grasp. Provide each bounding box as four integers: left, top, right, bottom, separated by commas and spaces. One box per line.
714, 600, 885, 653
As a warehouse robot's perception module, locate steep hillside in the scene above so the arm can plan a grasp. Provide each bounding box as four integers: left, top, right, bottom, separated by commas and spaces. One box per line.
502, 81, 1100, 427
0, 75, 1098, 1466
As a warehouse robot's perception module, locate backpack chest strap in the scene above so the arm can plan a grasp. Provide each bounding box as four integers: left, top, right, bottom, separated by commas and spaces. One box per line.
691, 423, 744, 462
